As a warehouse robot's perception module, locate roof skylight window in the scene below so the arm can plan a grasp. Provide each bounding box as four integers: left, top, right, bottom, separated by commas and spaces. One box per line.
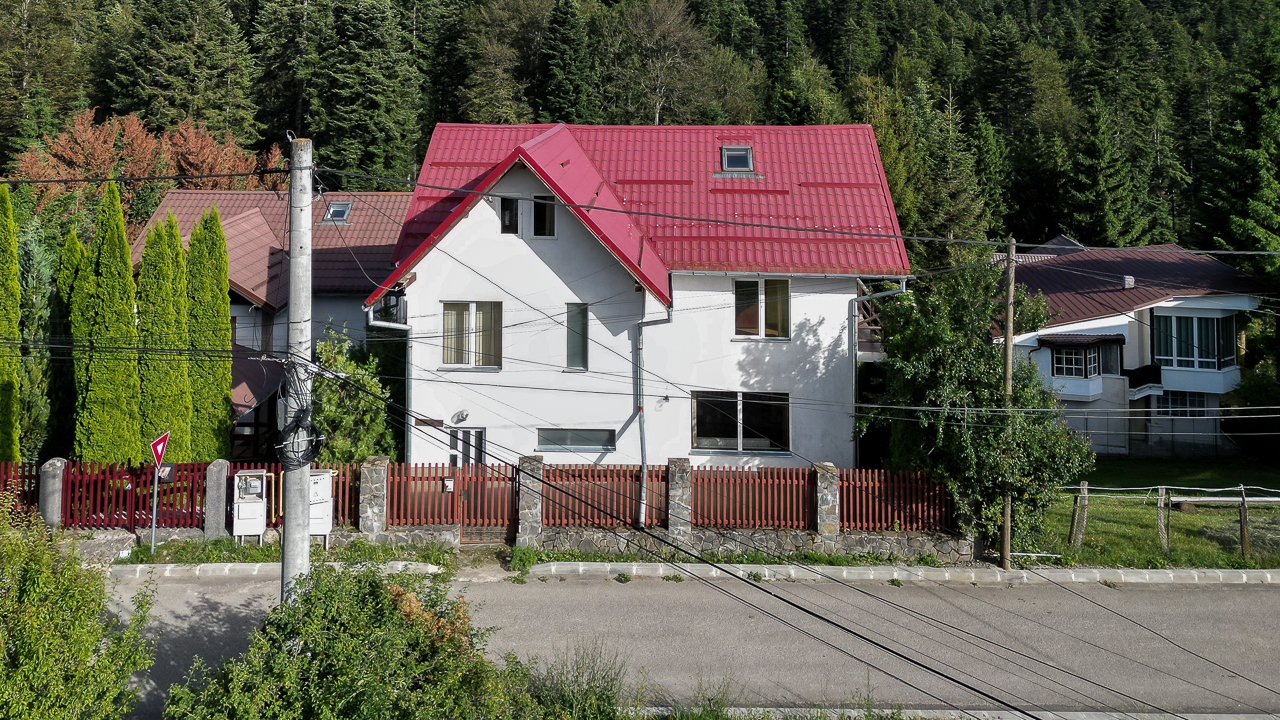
322, 201, 353, 223
721, 146, 754, 173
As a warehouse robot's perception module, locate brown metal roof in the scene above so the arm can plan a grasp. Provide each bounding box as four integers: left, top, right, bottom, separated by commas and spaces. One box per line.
1016, 245, 1267, 328
133, 190, 410, 305
231, 344, 285, 419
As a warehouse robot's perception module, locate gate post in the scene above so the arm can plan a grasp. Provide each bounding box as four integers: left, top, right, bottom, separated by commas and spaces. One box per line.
38, 458, 66, 530
204, 459, 231, 540
360, 456, 390, 539
668, 458, 693, 549
516, 456, 544, 548
815, 462, 840, 539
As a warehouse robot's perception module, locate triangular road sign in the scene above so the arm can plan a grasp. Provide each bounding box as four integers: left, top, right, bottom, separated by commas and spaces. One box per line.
151, 432, 171, 465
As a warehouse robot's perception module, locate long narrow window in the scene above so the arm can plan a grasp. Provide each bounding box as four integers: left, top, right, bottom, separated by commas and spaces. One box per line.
500, 198, 518, 234
566, 303, 588, 370
1154, 315, 1174, 366
732, 279, 790, 338
442, 302, 502, 368
692, 391, 790, 453
533, 195, 556, 237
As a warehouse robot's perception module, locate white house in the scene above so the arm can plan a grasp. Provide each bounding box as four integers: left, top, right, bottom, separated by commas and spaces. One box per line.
367, 124, 911, 468
1012, 239, 1264, 456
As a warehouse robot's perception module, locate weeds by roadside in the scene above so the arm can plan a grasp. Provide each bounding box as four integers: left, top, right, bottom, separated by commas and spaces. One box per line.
505, 546, 948, 574
118, 537, 454, 570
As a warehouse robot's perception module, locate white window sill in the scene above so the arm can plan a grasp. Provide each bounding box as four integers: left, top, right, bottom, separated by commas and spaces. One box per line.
436, 366, 502, 373
534, 446, 616, 453
730, 337, 791, 343
531, 236, 558, 241
690, 449, 793, 457
563, 368, 588, 373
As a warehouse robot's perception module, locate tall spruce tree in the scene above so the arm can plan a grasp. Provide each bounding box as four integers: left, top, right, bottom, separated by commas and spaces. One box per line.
137, 216, 191, 461
187, 207, 232, 460
535, 0, 598, 123
71, 183, 142, 463
16, 216, 53, 461
0, 185, 21, 462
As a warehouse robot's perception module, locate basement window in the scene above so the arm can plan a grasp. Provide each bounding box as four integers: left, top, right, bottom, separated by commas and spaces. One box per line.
536, 428, 616, 452
721, 146, 754, 173
322, 201, 353, 223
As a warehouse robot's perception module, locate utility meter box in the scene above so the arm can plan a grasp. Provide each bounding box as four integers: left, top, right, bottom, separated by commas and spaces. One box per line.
232, 470, 268, 539
308, 469, 333, 537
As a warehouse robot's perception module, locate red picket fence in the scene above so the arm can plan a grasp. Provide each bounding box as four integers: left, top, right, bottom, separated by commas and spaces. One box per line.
839, 469, 952, 531
692, 466, 814, 529
0, 461, 38, 510
387, 463, 459, 525
62, 462, 204, 530
543, 464, 667, 527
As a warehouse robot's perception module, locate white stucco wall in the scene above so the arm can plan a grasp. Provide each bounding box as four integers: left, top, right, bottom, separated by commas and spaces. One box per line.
401, 165, 859, 468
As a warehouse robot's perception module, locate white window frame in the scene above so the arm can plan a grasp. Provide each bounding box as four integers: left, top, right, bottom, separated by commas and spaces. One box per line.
440, 301, 502, 369
448, 427, 487, 465
691, 391, 791, 455
733, 278, 790, 340
565, 303, 588, 371
1052, 348, 1086, 378
535, 428, 617, 452
1153, 314, 1236, 370
321, 201, 353, 223
1155, 391, 1207, 417
720, 145, 754, 173
498, 197, 518, 234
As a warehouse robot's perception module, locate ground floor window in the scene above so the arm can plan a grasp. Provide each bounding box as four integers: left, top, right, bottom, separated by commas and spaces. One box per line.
449, 428, 486, 465
692, 391, 789, 453
536, 428, 616, 452
1155, 391, 1207, 417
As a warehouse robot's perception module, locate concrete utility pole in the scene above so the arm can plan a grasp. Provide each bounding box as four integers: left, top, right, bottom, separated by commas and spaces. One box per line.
281, 138, 313, 601
1001, 237, 1016, 572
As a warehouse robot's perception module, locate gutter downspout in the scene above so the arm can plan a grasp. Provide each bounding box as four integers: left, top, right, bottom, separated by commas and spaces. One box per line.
851, 278, 909, 468
636, 305, 673, 529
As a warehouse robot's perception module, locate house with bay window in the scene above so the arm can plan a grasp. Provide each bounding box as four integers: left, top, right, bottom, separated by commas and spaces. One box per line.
1013, 242, 1264, 456
366, 123, 909, 467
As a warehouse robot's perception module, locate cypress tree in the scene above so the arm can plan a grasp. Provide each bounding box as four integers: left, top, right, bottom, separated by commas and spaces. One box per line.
166, 214, 192, 460
71, 183, 142, 464
536, 0, 598, 124
0, 186, 21, 462
47, 229, 85, 459
137, 216, 192, 461
188, 207, 232, 460
17, 216, 53, 462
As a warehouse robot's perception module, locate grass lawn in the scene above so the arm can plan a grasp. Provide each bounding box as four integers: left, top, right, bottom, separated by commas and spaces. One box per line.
118, 537, 454, 568
1080, 457, 1280, 490
1039, 495, 1280, 569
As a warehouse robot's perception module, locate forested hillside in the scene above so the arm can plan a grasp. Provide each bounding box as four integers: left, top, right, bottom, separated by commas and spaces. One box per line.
2, 0, 1278, 273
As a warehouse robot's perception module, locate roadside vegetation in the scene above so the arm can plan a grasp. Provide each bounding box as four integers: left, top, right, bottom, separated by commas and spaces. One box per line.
119, 536, 453, 568
1080, 457, 1280, 490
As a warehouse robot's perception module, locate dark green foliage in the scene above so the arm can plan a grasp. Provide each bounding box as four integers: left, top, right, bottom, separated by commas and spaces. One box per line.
0, 185, 21, 462
16, 216, 52, 462
313, 329, 396, 464
137, 214, 192, 461
0, 502, 154, 719
104, 0, 260, 141
535, 0, 598, 123
187, 207, 232, 460
164, 564, 538, 719
6, 76, 60, 161
860, 266, 1095, 545
72, 182, 142, 463
46, 229, 84, 459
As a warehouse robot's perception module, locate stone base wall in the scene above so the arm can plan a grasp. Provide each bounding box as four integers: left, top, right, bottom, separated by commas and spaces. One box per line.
343, 525, 461, 549
530, 525, 973, 563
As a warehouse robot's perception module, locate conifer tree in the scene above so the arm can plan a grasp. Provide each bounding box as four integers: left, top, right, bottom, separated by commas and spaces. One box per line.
1069, 99, 1148, 247
972, 111, 1012, 238
0, 185, 21, 462
47, 229, 85, 459
71, 183, 142, 464
536, 0, 598, 123
7, 77, 59, 160
17, 217, 53, 461
187, 207, 232, 460
137, 216, 191, 461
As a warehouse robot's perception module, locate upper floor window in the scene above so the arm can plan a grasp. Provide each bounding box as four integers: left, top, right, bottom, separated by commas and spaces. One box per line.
499, 197, 518, 234
566, 303, 588, 370
734, 279, 789, 339
721, 146, 754, 173
442, 302, 502, 368
1051, 345, 1120, 378
1153, 314, 1236, 370
532, 195, 556, 238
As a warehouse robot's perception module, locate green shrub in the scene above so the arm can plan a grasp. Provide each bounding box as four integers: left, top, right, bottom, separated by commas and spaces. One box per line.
524, 642, 630, 720
0, 495, 154, 718
164, 563, 538, 720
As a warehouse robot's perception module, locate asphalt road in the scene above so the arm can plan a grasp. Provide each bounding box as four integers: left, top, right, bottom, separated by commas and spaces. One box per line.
109, 572, 1280, 718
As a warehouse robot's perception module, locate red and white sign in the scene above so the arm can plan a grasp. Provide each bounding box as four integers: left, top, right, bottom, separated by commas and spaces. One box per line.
150, 432, 170, 465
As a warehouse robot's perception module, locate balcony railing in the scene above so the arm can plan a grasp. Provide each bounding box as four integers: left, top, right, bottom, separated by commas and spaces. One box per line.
1122, 363, 1162, 389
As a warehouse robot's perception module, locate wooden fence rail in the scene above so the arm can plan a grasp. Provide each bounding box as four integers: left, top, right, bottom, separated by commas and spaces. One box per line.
62, 462, 205, 530
691, 466, 813, 529
543, 464, 667, 527
838, 469, 951, 531
0, 461, 38, 511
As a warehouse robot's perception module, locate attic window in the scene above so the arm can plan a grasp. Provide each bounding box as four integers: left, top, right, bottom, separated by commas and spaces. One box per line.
721, 146, 753, 173
322, 201, 353, 223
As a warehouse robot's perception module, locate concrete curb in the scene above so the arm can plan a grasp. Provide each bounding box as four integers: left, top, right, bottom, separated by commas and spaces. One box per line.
526, 562, 1279, 585
108, 561, 441, 579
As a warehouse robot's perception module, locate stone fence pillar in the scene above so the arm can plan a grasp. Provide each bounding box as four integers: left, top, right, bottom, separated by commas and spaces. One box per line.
360, 456, 390, 537
204, 459, 231, 540
516, 456, 544, 548
815, 462, 839, 537
667, 458, 692, 548
38, 458, 65, 530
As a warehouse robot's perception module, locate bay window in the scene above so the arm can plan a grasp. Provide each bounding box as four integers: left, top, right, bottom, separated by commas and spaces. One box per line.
1153, 314, 1236, 370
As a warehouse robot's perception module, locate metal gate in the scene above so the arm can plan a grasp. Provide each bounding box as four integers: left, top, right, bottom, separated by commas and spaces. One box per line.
457, 464, 516, 544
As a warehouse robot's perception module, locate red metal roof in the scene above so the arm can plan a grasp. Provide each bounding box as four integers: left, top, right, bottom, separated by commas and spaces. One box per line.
1016, 245, 1267, 327
375, 124, 908, 306
136, 190, 410, 306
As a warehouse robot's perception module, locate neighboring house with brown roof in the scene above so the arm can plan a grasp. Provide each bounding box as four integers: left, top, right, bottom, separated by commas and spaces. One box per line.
1013, 241, 1266, 457
134, 189, 411, 458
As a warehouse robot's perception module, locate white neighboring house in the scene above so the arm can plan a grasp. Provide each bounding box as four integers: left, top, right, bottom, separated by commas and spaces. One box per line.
367, 124, 911, 468
1012, 238, 1264, 456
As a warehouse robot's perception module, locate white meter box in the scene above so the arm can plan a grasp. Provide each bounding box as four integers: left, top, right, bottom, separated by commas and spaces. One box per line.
232, 470, 269, 538
309, 469, 333, 536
